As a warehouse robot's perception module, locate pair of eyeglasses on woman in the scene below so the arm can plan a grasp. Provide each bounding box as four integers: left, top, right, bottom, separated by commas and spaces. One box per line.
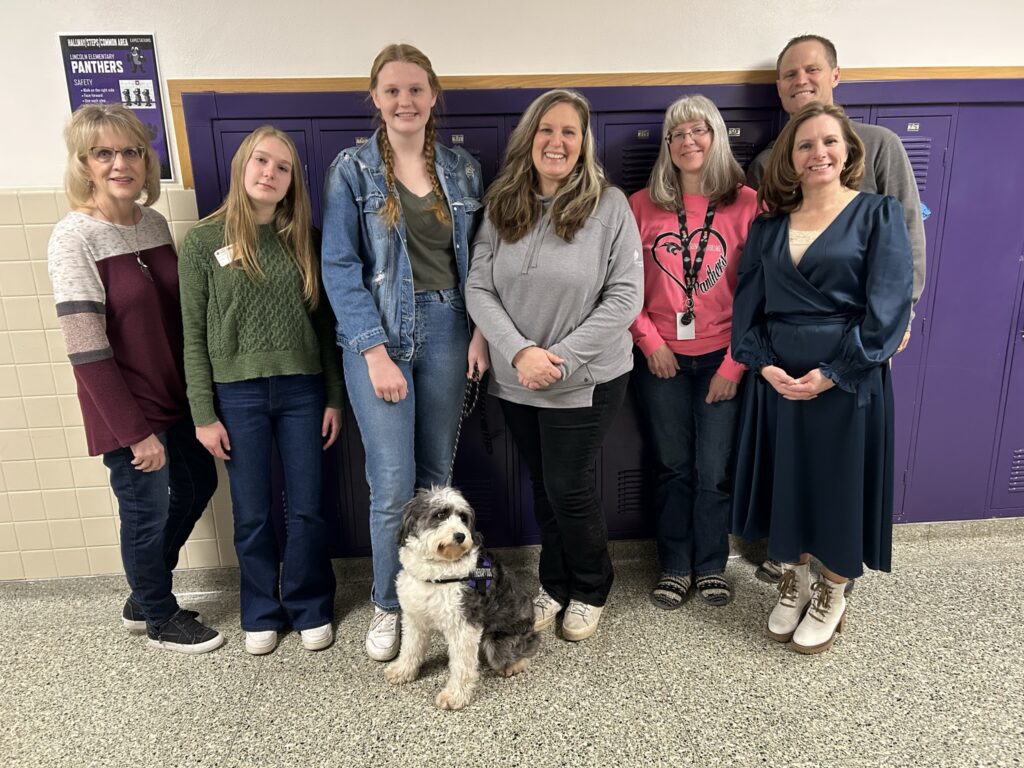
88, 146, 146, 163
666, 126, 712, 145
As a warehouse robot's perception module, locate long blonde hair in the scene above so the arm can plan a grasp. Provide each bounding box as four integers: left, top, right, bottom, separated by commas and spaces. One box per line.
758, 102, 865, 216
62, 104, 161, 209
202, 126, 319, 307
485, 89, 607, 243
369, 43, 449, 229
646, 94, 743, 210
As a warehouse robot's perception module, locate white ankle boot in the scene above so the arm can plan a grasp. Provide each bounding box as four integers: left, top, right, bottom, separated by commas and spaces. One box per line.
791, 576, 847, 654
766, 562, 811, 642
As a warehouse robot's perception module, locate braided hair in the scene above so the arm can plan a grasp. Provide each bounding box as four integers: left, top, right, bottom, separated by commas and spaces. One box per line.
370, 44, 450, 230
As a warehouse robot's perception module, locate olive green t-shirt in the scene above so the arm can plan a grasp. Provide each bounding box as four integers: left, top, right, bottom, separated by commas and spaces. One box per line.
396, 180, 457, 290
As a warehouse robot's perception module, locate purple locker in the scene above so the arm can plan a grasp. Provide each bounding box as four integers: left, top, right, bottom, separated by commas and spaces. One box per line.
598, 109, 776, 194
210, 119, 319, 224
599, 392, 654, 539
990, 271, 1024, 511
873, 110, 954, 519
337, 405, 372, 556
434, 116, 505, 185
313, 118, 375, 183
903, 105, 1024, 522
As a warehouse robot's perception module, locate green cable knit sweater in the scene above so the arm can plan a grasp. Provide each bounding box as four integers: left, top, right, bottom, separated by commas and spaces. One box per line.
178, 219, 344, 426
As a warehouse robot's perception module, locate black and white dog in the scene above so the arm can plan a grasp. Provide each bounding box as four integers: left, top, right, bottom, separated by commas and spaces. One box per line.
384, 486, 540, 710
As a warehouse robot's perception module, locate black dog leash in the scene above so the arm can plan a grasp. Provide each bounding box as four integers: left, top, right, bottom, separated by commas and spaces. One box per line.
445, 365, 486, 484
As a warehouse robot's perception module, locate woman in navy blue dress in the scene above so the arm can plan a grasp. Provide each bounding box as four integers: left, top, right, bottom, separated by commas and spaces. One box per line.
731, 102, 912, 654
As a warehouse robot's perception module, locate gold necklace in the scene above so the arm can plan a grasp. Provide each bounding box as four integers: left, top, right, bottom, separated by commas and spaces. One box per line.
93, 201, 152, 281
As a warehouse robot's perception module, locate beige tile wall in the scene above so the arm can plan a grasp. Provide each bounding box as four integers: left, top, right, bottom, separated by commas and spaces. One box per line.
0, 187, 238, 581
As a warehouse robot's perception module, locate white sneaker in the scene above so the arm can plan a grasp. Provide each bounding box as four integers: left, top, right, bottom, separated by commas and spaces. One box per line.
767, 562, 812, 643
365, 607, 400, 662
791, 577, 847, 654
561, 600, 603, 642
532, 588, 565, 631
244, 630, 278, 655
300, 623, 334, 651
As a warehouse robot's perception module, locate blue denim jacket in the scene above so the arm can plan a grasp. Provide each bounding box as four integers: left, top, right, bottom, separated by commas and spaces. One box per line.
321, 130, 483, 359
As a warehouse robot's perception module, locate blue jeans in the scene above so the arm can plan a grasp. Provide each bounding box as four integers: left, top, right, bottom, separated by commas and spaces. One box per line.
344, 288, 470, 610
214, 374, 336, 630
103, 416, 217, 626
632, 347, 740, 577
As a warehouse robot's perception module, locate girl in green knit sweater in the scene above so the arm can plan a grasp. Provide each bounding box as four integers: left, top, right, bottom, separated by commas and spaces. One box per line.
179, 126, 343, 655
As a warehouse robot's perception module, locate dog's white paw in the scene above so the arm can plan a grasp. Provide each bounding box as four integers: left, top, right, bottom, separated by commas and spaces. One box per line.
384, 662, 418, 685
500, 658, 530, 677
435, 687, 471, 710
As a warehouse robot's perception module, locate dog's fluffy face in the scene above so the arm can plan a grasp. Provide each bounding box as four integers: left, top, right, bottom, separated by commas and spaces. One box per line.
399, 487, 477, 562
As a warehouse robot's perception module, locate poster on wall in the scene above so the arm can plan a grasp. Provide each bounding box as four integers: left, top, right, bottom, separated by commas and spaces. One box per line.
59, 34, 173, 180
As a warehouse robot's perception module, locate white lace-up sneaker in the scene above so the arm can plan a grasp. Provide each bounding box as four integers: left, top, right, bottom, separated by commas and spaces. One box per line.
561, 600, 603, 642
766, 562, 812, 643
365, 607, 401, 661
532, 588, 565, 631
300, 623, 334, 651
244, 630, 278, 656
791, 576, 847, 654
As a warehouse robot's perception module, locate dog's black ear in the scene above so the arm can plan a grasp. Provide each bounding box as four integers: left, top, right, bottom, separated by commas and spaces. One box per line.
472, 530, 485, 548
397, 491, 423, 546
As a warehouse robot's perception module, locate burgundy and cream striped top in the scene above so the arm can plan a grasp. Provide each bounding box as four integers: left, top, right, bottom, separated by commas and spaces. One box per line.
47, 206, 189, 455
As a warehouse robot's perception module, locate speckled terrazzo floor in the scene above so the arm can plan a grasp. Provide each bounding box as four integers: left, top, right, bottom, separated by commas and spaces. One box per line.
2, 519, 1023, 768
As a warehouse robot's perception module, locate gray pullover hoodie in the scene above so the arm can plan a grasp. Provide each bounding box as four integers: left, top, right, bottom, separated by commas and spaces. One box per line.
466, 187, 643, 408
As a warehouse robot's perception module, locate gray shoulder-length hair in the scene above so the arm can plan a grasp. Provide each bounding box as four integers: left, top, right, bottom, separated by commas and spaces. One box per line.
646, 94, 743, 210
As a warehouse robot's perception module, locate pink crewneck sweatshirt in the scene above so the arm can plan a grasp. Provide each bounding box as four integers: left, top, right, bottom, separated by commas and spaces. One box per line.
629, 186, 759, 383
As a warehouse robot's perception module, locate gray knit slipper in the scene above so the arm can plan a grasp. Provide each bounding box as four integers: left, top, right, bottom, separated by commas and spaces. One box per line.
649, 574, 691, 610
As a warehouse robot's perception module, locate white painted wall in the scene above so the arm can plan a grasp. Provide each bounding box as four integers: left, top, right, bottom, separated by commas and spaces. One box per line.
2, 0, 1022, 187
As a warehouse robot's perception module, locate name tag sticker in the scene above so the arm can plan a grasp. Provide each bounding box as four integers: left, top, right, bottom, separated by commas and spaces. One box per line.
214, 245, 234, 267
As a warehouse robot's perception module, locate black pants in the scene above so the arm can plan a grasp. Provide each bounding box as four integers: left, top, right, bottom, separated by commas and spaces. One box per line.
500, 373, 628, 606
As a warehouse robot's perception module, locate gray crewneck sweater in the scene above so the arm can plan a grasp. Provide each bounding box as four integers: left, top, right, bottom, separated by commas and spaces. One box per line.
466, 187, 643, 408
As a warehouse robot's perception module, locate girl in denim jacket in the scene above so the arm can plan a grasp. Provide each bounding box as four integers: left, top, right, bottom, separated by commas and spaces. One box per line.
321, 44, 488, 662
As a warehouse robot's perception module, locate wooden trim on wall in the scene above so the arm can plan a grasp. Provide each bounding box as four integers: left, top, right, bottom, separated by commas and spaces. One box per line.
168, 66, 1024, 188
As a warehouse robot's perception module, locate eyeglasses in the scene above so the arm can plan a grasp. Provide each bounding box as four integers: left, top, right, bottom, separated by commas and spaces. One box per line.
666, 126, 712, 145
88, 146, 146, 163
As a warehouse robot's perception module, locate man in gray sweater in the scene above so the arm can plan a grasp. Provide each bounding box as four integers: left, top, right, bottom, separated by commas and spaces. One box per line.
745, 34, 925, 585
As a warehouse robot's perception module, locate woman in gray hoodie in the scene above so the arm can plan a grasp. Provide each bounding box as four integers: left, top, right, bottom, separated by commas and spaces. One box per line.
466, 89, 643, 642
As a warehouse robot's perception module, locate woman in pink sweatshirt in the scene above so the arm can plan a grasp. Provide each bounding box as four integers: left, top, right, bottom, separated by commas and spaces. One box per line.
629, 94, 758, 609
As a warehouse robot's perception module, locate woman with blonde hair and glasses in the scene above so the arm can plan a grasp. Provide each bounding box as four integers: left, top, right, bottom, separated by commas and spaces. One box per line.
321, 44, 487, 661
467, 89, 643, 642
48, 104, 222, 653
179, 125, 343, 655
629, 94, 758, 610
731, 102, 912, 653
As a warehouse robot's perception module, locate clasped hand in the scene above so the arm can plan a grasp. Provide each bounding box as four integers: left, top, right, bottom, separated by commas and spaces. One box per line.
513, 346, 564, 390
760, 365, 835, 400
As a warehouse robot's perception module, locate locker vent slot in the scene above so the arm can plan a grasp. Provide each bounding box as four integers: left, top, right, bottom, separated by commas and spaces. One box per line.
616, 468, 645, 516
900, 137, 932, 192
1009, 448, 1024, 494
729, 139, 756, 169
620, 145, 660, 194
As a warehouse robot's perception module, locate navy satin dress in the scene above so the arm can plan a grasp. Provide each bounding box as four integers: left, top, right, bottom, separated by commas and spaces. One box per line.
730, 193, 913, 577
